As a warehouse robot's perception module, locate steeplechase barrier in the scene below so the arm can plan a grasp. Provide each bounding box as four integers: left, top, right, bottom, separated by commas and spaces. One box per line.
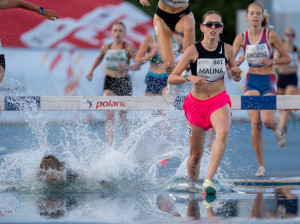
228, 179, 300, 187
1, 95, 300, 187
1, 95, 300, 111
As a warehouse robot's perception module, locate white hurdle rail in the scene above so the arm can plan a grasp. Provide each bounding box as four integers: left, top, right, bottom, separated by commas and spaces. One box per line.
0, 95, 300, 111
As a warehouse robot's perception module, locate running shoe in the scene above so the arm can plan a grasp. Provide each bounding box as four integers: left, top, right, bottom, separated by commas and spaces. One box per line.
255, 166, 266, 177
203, 194, 217, 209
273, 128, 285, 147
165, 83, 178, 103
203, 179, 216, 195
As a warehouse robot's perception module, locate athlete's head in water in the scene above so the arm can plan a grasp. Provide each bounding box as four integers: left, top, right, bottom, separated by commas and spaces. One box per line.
39, 155, 65, 184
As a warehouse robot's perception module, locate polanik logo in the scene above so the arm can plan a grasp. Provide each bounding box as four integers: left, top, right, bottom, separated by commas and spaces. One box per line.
95, 100, 125, 109
85, 99, 96, 108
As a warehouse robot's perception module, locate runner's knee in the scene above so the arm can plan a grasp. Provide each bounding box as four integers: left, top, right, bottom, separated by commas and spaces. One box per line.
262, 119, 274, 129
251, 121, 262, 129
215, 127, 230, 141
189, 146, 203, 162
189, 154, 201, 164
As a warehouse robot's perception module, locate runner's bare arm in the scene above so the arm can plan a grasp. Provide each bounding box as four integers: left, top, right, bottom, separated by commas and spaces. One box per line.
263, 30, 291, 68
0, 0, 59, 20
225, 43, 242, 82
135, 35, 158, 65
86, 45, 108, 81
232, 33, 245, 66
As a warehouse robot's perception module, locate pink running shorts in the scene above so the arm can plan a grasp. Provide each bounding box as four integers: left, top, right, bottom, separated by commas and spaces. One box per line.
182, 90, 232, 130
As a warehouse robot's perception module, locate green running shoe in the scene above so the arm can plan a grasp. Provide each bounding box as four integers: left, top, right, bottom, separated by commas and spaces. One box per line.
203, 194, 217, 208
203, 179, 216, 195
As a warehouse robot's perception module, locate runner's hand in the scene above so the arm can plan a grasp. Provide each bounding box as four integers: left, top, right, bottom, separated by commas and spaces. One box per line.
231, 66, 242, 82
139, 0, 150, 6
117, 63, 128, 71
260, 58, 273, 68
86, 72, 93, 81
189, 75, 207, 86
44, 10, 59, 21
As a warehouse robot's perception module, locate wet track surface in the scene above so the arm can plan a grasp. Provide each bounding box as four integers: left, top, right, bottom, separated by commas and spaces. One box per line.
0, 121, 300, 223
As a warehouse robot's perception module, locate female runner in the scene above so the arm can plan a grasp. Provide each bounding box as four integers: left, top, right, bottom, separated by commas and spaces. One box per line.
274, 28, 300, 134
168, 11, 242, 194
233, 2, 291, 177
135, 32, 183, 97
86, 21, 139, 147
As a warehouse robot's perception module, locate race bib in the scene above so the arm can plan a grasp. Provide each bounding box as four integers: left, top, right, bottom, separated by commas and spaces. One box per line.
105, 49, 128, 70
246, 43, 270, 66
196, 58, 226, 83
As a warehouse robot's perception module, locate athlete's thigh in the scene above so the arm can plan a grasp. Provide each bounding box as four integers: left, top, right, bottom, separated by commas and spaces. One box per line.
175, 13, 195, 34
285, 85, 297, 95
244, 90, 260, 96
210, 104, 231, 131
261, 109, 275, 122
260, 92, 276, 121
244, 90, 262, 123
153, 14, 174, 63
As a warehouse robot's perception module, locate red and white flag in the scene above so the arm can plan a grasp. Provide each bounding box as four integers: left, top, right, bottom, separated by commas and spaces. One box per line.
0, 0, 153, 49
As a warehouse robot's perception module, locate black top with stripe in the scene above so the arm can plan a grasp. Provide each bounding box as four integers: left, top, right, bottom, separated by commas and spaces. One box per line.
190, 41, 227, 83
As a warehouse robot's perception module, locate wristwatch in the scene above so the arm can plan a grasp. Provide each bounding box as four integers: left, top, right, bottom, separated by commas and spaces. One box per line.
183, 72, 189, 82
38, 7, 45, 15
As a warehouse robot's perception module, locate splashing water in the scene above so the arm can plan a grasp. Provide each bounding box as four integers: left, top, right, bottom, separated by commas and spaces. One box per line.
0, 99, 195, 193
